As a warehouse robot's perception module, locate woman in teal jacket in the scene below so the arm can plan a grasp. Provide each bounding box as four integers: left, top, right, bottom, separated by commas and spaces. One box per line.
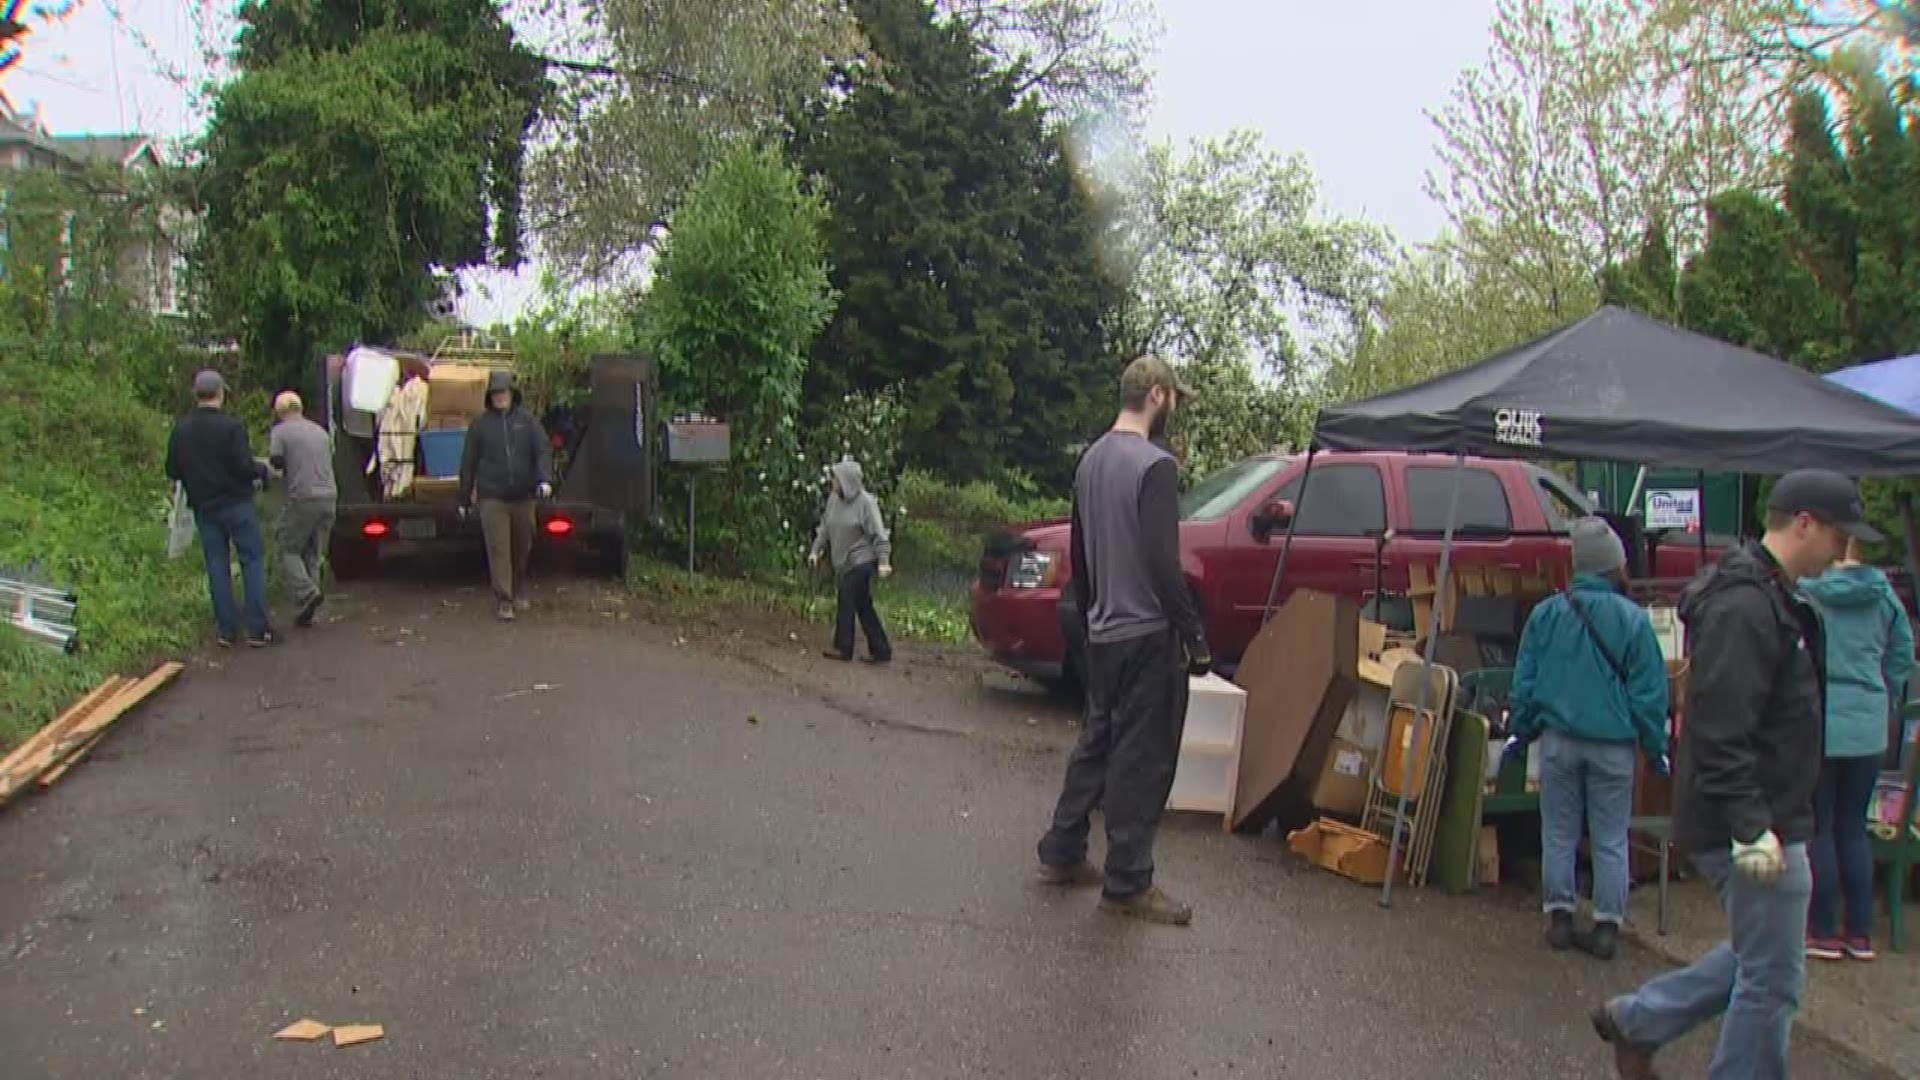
1802, 540, 1914, 962
1506, 519, 1670, 961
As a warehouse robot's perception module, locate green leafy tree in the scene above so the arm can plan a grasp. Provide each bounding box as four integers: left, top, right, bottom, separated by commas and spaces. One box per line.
194, 0, 544, 392
638, 140, 838, 569
790, 0, 1120, 485
1100, 130, 1390, 470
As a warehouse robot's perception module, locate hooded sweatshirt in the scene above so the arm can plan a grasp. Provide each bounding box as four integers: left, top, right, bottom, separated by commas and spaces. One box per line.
810, 460, 890, 573
457, 370, 551, 505
1801, 564, 1915, 759
1671, 540, 1826, 851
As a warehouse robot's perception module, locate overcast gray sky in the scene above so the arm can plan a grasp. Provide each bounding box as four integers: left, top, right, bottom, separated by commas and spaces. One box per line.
7, 0, 1497, 322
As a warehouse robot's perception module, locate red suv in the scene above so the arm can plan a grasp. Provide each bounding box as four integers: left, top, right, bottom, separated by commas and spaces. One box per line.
969, 450, 1719, 692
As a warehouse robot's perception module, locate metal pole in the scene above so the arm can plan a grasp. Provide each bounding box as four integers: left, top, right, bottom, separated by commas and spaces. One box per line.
686, 472, 696, 574
1260, 444, 1319, 625
1624, 465, 1650, 519
1380, 448, 1467, 908
1695, 469, 1708, 563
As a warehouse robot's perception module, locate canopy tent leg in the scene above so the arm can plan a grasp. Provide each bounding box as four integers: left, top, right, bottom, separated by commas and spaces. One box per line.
1696, 469, 1708, 563
1259, 444, 1318, 626
1380, 449, 1466, 908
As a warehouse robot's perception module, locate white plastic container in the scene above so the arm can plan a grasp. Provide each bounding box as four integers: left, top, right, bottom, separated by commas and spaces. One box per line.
345, 347, 401, 416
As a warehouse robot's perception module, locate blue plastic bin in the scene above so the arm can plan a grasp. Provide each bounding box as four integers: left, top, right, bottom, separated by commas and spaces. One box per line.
418, 428, 466, 477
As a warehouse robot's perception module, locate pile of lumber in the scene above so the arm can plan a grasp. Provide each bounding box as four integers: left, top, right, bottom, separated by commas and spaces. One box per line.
0, 662, 183, 803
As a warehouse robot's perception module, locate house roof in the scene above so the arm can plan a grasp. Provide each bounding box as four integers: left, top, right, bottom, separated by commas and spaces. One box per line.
52, 135, 155, 168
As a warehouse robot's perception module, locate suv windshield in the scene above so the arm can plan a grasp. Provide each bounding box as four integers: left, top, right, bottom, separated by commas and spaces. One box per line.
1181, 458, 1286, 521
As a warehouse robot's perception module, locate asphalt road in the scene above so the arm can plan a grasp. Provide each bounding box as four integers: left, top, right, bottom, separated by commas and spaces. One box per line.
0, 579, 1885, 1079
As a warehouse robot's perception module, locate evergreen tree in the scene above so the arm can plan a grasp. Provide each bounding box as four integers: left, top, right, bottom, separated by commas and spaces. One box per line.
789, 0, 1119, 484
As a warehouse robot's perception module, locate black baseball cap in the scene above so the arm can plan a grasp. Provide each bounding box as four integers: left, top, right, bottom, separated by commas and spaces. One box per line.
1768, 470, 1882, 543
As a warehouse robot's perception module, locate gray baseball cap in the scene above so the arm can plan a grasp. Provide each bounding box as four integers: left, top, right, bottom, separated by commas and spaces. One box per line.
1768, 470, 1882, 543
191, 369, 226, 398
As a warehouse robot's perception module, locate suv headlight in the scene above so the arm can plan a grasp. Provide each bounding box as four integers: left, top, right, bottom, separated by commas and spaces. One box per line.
1007, 550, 1058, 589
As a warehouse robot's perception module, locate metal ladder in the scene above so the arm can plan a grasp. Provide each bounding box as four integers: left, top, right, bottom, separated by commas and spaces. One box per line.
1, 568, 78, 653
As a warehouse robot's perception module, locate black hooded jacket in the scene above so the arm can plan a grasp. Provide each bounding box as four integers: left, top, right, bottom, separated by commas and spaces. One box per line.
1671, 540, 1826, 853
457, 371, 551, 506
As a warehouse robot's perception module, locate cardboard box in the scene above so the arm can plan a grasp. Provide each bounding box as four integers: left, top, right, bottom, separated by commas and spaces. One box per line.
1288, 818, 1395, 885
428, 362, 494, 420
1229, 591, 1361, 832
1311, 736, 1373, 816
1476, 826, 1500, 886
425, 411, 472, 431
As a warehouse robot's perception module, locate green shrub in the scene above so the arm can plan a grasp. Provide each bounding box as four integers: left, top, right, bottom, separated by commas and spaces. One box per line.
0, 348, 205, 746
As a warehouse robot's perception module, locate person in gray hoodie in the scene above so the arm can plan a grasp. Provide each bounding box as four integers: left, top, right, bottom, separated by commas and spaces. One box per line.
808, 459, 893, 663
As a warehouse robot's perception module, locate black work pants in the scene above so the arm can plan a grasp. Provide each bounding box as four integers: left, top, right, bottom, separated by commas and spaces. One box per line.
832, 562, 892, 661
1037, 628, 1188, 898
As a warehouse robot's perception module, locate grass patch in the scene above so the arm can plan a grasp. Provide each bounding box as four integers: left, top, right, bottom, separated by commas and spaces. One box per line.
0, 350, 206, 747
627, 560, 971, 644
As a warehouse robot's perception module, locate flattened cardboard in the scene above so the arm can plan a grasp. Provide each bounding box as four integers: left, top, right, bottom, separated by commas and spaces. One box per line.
1230, 591, 1359, 833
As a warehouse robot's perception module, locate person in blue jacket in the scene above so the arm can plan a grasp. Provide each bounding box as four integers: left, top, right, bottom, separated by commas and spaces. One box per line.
1506, 517, 1671, 961
1801, 538, 1914, 962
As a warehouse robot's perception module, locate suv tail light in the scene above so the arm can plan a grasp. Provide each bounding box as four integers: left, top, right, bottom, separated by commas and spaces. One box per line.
1006, 549, 1062, 589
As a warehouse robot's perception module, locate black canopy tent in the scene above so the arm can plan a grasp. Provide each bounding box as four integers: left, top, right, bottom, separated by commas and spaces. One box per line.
1266, 305, 1920, 906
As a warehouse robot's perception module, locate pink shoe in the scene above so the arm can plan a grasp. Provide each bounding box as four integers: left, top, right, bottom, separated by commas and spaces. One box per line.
1805, 936, 1846, 961
1844, 936, 1877, 961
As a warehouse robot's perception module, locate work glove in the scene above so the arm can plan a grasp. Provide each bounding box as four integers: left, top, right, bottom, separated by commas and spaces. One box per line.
1647, 753, 1671, 778
1500, 735, 1531, 768
878, 562, 893, 579
457, 504, 472, 522
1185, 643, 1213, 678
1731, 830, 1785, 886
808, 552, 821, 571
535, 482, 553, 499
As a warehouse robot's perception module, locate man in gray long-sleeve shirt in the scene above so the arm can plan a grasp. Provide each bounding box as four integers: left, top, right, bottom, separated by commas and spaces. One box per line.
1036, 354, 1210, 926
268, 391, 337, 627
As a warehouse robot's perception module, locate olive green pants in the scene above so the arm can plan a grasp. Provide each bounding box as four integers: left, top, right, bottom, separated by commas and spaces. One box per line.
478, 498, 534, 602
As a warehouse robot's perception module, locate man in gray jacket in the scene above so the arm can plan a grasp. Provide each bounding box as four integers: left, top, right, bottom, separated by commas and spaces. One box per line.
268, 391, 337, 627
809, 458, 893, 663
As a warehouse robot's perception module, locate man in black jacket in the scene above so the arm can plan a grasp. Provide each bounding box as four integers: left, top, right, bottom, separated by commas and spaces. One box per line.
457, 370, 552, 622
1035, 355, 1210, 926
1592, 470, 1868, 1080
164, 370, 276, 647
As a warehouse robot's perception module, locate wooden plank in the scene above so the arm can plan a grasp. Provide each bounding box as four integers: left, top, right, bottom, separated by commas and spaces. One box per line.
0, 677, 124, 773
36, 731, 104, 787
0, 663, 182, 802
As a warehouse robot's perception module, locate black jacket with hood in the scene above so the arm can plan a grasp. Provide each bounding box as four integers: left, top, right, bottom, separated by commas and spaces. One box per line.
1672, 540, 1827, 854
457, 371, 552, 506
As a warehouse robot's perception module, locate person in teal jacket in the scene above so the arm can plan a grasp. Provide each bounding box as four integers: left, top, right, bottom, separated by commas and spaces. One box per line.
1506, 518, 1671, 961
1801, 540, 1914, 962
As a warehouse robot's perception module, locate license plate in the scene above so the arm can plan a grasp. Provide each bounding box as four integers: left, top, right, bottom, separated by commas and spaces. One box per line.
397, 518, 437, 540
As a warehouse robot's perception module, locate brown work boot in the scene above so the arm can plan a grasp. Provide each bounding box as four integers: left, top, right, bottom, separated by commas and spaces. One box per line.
1099, 885, 1193, 926
1036, 860, 1102, 888
1590, 1003, 1660, 1079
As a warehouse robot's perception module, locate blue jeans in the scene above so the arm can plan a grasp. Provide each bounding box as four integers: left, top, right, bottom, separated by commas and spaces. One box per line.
1539, 729, 1636, 924
1610, 845, 1811, 1080
1810, 754, 1880, 939
195, 501, 269, 640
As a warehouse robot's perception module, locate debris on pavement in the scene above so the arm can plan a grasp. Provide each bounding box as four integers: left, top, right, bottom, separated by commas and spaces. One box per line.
0, 662, 184, 803
273, 1019, 331, 1042
332, 1024, 385, 1047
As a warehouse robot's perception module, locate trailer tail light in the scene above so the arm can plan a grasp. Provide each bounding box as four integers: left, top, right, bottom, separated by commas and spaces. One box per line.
544, 516, 574, 537
362, 520, 391, 540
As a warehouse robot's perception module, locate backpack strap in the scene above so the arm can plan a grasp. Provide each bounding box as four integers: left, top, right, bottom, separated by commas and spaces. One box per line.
1566, 589, 1631, 688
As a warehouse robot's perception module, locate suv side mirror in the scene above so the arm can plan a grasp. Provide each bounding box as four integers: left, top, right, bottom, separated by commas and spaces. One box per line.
1252, 499, 1295, 544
